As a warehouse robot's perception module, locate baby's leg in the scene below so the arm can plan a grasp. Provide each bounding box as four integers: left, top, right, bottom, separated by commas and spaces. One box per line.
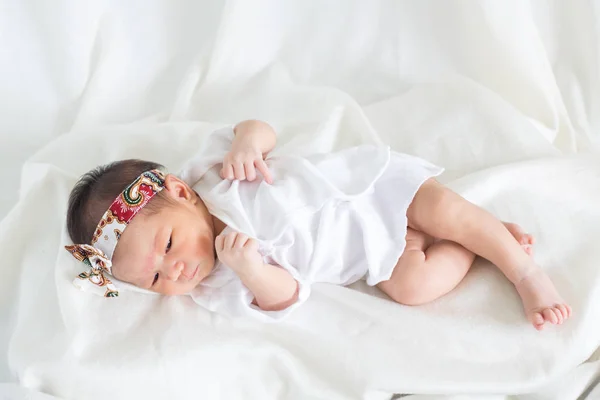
406, 179, 571, 330
378, 228, 476, 305
380, 223, 534, 305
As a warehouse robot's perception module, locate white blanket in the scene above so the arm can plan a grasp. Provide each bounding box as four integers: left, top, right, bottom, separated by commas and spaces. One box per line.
1, 1, 600, 399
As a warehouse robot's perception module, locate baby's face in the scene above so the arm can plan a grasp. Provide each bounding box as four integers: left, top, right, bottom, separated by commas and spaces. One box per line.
111, 175, 216, 295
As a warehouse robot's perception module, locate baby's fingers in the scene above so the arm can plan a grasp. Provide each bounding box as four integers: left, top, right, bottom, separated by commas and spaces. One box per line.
214, 235, 225, 253
233, 162, 246, 181
244, 238, 259, 251
244, 162, 257, 181
234, 233, 249, 249
221, 163, 234, 180
223, 232, 237, 249
255, 159, 273, 184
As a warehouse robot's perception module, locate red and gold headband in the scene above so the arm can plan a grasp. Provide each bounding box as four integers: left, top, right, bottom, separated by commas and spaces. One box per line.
65, 169, 166, 297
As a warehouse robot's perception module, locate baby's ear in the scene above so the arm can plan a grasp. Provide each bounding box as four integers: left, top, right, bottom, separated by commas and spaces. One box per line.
163, 174, 194, 201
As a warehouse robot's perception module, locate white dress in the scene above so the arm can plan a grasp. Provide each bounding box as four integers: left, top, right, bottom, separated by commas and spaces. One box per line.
179, 127, 443, 321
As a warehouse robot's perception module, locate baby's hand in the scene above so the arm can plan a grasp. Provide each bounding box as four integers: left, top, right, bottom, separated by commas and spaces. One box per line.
220, 141, 273, 184
215, 231, 263, 278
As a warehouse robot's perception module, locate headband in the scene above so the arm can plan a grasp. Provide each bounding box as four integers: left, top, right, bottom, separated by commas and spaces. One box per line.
65, 169, 166, 297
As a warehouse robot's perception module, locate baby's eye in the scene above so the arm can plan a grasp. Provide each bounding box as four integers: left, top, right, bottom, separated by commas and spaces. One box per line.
166, 236, 172, 253
152, 273, 159, 286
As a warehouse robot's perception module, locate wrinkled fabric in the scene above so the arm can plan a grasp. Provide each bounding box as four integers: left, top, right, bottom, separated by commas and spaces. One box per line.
182, 127, 442, 320
2, 1, 600, 399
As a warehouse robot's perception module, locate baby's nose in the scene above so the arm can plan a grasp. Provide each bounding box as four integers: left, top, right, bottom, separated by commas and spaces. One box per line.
167, 261, 184, 281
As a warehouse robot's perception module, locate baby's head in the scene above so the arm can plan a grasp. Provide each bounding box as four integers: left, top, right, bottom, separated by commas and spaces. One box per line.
66, 159, 217, 296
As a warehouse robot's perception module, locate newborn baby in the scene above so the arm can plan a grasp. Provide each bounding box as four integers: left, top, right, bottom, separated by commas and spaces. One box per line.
65, 120, 571, 329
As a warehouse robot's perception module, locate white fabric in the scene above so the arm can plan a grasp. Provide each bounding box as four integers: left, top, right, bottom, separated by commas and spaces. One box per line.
2, 1, 600, 400
182, 126, 442, 320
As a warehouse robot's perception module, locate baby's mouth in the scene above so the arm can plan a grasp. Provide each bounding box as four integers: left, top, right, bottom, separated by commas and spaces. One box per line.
189, 265, 199, 280
181, 265, 199, 281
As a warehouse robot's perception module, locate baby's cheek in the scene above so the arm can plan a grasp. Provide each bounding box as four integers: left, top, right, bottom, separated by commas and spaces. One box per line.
142, 252, 156, 276
197, 235, 215, 257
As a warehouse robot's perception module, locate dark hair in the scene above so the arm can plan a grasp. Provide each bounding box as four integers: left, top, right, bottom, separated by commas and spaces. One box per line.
66, 159, 170, 245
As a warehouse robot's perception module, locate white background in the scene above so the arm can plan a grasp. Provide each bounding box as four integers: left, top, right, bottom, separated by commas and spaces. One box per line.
1, 1, 599, 399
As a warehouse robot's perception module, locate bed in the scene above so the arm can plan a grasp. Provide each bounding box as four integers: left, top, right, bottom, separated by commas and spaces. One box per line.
1, 1, 599, 399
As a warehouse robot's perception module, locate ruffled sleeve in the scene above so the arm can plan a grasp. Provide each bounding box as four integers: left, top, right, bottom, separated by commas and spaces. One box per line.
188, 260, 311, 322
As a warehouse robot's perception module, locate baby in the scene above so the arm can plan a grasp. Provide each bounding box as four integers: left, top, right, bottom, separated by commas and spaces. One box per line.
65, 120, 571, 330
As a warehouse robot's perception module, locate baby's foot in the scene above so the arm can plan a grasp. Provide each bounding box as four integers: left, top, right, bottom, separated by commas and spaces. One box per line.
503, 222, 535, 255
515, 269, 572, 330
503, 222, 571, 330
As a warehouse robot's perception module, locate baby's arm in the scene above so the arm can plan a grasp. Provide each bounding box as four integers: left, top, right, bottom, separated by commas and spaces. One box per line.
238, 262, 299, 311
215, 231, 298, 312
222, 120, 277, 183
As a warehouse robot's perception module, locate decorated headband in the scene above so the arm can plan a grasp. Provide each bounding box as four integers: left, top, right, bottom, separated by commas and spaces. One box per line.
65, 169, 166, 297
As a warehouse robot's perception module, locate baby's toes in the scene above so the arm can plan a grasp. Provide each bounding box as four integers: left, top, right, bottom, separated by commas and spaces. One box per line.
529, 311, 545, 330
542, 308, 558, 324
553, 307, 564, 324
523, 245, 533, 255
528, 235, 536, 245
521, 234, 534, 246
557, 304, 571, 320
